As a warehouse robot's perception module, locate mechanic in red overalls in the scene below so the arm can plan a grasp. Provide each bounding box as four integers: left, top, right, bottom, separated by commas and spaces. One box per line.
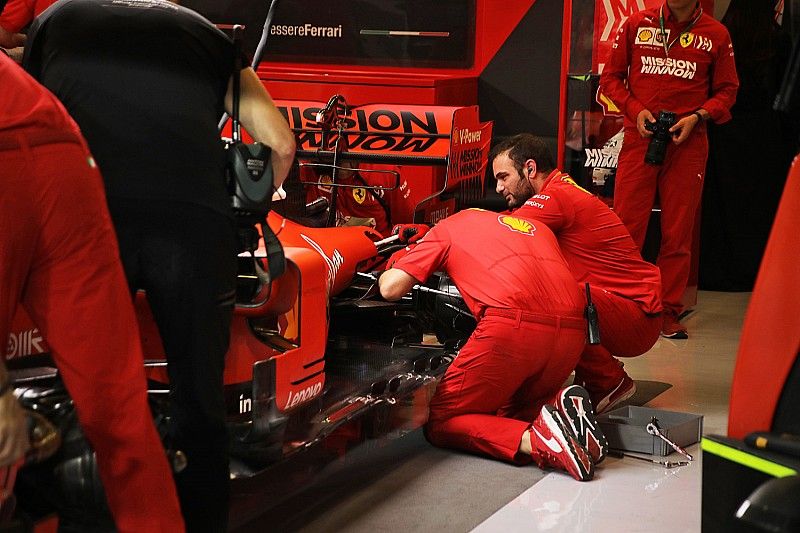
600, 0, 738, 338
304, 160, 393, 235
491, 134, 661, 433
380, 210, 597, 481
0, 52, 184, 532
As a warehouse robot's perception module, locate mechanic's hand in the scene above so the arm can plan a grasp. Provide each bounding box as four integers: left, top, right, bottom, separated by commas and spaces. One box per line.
392, 224, 430, 245
636, 109, 656, 138
385, 244, 416, 270
669, 114, 700, 145
0, 392, 29, 467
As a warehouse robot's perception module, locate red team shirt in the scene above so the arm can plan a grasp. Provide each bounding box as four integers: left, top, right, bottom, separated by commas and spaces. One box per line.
601, 2, 738, 127
0, 0, 55, 32
304, 167, 392, 236
514, 170, 662, 314
392, 209, 584, 319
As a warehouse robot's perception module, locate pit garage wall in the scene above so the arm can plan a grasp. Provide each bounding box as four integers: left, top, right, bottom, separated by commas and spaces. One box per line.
478, 0, 564, 147
185, 0, 567, 153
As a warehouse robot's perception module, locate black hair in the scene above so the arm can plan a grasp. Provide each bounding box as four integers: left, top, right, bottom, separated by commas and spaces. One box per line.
488, 133, 556, 176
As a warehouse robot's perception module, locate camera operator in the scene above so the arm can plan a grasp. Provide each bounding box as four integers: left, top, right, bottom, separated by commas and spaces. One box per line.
600, 0, 738, 338
23, 0, 295, 530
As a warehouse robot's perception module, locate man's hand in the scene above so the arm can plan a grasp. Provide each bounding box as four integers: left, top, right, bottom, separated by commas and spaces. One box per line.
0, 28, 25, 49
0, 392, 29, 467
669, 114, 700, 145
636, 109, 656, 138
391, 224, 429, 245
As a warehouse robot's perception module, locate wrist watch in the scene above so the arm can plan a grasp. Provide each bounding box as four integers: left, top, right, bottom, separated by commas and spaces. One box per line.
692, 110, 706, 122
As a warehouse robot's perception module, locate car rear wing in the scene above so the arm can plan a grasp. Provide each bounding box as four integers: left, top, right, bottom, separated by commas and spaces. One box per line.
271, 97, 493, 223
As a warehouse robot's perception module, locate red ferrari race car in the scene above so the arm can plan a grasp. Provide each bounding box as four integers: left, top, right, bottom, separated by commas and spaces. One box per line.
2, 94, 493, 529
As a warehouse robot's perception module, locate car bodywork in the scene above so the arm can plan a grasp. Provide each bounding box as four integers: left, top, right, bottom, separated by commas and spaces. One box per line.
4, 95, 492, 527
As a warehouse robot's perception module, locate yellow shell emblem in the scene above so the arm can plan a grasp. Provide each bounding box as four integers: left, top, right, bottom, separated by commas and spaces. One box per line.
561, 175, 592, 195
638, 29, 653, 42
680, 32, 694, 47
498, 215, 536, 235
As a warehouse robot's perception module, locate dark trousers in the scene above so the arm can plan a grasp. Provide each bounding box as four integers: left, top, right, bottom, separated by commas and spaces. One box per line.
108, 198, 237, 533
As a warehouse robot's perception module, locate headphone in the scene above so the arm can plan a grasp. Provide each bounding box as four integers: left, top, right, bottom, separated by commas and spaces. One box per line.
527, 166, 534, 177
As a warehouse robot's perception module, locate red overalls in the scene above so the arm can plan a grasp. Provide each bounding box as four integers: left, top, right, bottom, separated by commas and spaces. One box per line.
0, 0, 55, 33
0, 55, 184, 532
393, 209, 586, 463
514, 171, 662, 391
600, 2, 738, 316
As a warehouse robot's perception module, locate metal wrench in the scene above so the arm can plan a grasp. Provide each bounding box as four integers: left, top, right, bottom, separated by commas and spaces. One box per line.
646, 418, 694, 461
608, 450, 689, 468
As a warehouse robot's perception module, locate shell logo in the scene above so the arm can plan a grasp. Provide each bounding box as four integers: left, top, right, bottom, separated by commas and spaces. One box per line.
498, 215, 536, 236
317, 174, 333, 193
638, 29, 653, 42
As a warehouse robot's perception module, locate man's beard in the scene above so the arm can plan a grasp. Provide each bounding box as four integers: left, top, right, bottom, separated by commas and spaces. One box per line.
506, 182, 533, 209
505, 195, 522, 209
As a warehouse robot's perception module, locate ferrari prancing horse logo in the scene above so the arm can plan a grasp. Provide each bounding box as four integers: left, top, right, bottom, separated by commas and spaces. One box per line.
353, 187, 366, 204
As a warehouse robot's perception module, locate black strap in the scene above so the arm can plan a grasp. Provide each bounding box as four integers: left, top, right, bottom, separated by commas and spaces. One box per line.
231, 25, 244, 143
262, 221, 285, 280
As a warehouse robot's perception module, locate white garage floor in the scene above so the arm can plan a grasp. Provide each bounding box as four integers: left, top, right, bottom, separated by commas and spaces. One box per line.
474, 290, 748, 533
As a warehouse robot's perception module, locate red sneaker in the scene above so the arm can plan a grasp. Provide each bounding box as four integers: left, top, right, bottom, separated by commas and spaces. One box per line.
590, 374, 637, 415
661, 311, 688, 339
555, 385, 608, 464
530, 405, 594, 481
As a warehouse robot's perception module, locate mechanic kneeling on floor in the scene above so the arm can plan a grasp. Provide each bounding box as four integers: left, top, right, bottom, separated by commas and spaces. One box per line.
22, 0, 295, 530
492, 134, 662, 421
0, 49, 183, 531
380, 213, 609, 481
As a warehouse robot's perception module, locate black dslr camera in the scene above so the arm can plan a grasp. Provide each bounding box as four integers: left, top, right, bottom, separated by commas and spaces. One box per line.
644, 110, 677, 165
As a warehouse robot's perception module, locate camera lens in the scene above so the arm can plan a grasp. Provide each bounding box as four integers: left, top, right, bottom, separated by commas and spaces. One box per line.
644, 111, 676, 165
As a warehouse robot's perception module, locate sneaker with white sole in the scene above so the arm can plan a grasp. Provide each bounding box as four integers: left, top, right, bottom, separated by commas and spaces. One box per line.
661, 311, 688, 339
555, 385, 608, 464
530, 405, 594, 481
590, 374, 637, 414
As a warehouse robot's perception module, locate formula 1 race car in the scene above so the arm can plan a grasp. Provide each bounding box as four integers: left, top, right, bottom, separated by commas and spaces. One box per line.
3, 94, 492, 529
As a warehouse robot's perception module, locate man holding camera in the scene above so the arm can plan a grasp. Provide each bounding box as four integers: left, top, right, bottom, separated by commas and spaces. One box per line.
23, 0, 295, 530
600, 0, 738, 338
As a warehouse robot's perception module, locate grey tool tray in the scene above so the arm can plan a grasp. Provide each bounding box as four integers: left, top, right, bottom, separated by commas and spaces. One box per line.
597, 406, 703, 456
